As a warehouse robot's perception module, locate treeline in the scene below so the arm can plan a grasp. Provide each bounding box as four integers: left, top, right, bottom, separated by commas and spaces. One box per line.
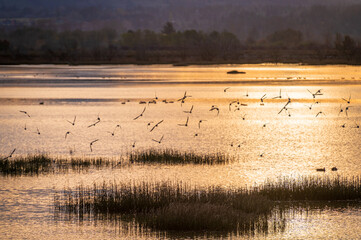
0, 23, 360, 64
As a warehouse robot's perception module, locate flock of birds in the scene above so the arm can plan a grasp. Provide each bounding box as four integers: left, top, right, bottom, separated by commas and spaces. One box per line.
2, 86, 359, 172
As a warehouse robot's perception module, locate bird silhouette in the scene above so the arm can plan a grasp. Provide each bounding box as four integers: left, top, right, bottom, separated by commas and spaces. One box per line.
67, 116, 76, 126
89, 139, 99, 152
224, 87, 230, 92
107, 125, 121, 136
150, 120, 164, 132
307, 89, 323, 98
134, 107, 146, 120
65, 131, 72, 139
316, 111, 325, 117
1, 148, 16, 161
209, 106, 219, 115
342, 94, 351, 104
183, 105, 193, 114
19, 110, 30, 118
198, 119, 207, 128
272, 89, 282, 99
152, 135, 164, 144
88, 120, 100, 128
178, 116, 189, 127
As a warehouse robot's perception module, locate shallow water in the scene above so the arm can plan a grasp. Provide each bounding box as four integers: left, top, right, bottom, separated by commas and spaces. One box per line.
0, 64, 360, 239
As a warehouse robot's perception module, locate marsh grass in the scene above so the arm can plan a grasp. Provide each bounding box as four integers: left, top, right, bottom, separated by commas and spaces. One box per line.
55, 176, 361, 233
258, 176, 361, 201
0, 149, 232, 176
129, 149, 231, 165
56, 181, 274, 234
0, 154, 114, 176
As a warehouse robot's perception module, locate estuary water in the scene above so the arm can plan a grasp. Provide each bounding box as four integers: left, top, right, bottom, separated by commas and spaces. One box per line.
0, 64, 360, 239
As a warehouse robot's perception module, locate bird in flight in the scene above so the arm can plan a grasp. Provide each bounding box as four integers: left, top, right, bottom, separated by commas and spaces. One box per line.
307, 89, 323, 98
19, 110, 30, 118
278, 101, 290, 114
150, 120, 164, 132
198, 119, 207, 128
67, 116, 76, 126
152, 135, 164, 144
272, 89, 282, 99
241, 114, 246, 120
107, 125, 121, 136
35, 127, 40, 135
88, 120, 100, 128
89, 139, 99, 152
132, 141, 136, 148
224, 87, 230, 92
209, 106, 219, 115
65, 131, 72, 139
1, 148, 16, 161
183, 105, 194, 114
316, 111, 325, 117
178, 116, 189, 127
134, 107, 146, 120
345, 106, 352, 117
342, 94, 351, 104
304, 103, 313, 110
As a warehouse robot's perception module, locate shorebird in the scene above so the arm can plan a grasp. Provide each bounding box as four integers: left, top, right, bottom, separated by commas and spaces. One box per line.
97, 113, 101, 121
272, 89, 282, 99
35, 127, 40, 135
224, 87, 230, 92
229, 101, 238, 111
1, 148, 16, 161
88, 120, 100, 128
19, 110, 30, 118
183, 105, 194, 114
342, 94, 351, 104
260, 153, 265, 157
89, 139, 99, 152
209, 106, 219, 115
152, 135, 164, 144
316, 111, 325, 117
65, 131, 72, 139
353, 122, 360, 128
307, 89, 323, 98
67, 116, 76, 126
24, 124, 27, 130
198, 119, 207, 128
178, 116, 189, 127
154, 91, 158, 100
132, 141, 136, 148
241, 114, 246, 120
338, 105, 344, 116
341, 123, 346, 128
150, 120, 164, 132
134, 107, 146, 120
244, 91, 249, 97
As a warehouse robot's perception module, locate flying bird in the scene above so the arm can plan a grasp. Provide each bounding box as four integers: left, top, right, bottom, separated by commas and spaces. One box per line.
198, 119, 207, 128
209, 106, 219, 115
183, 105, 194, 114
272, 89, 282, 99
67, 116, 76, 126
88, 120, 100, 128
152, 135, 164, 144
1, 148, 16, 161
19, 110, 30, 118
178, 116, 189, 127
35, 127, 40, 135
134, 107, 146, 120
107, 125, 121, 136
342, 94, 351, 104
89, 139, 99, 152
316, 111, 325, 117
65, 131, 72, 139
150, 120, 164, 132
307, 89, 323, 98
224, 87, 230, 92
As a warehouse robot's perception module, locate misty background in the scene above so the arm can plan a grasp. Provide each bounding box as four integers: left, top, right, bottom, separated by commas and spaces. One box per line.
1, 0, 361, 42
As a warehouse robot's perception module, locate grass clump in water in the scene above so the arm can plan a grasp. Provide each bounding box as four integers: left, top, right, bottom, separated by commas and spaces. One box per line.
57, 181, 274, 234
257, 175, 361, 201
0, 154, 114, 176
129, 149, 231, 165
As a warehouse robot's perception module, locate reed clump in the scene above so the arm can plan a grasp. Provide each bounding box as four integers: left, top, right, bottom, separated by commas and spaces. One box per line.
0, 154, 113, 176
56, 181, 273, 233
257, 175, 361, 201
129, 149, 231, 165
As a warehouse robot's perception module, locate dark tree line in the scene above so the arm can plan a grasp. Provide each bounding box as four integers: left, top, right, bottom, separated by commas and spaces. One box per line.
0, 23, 360, 64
